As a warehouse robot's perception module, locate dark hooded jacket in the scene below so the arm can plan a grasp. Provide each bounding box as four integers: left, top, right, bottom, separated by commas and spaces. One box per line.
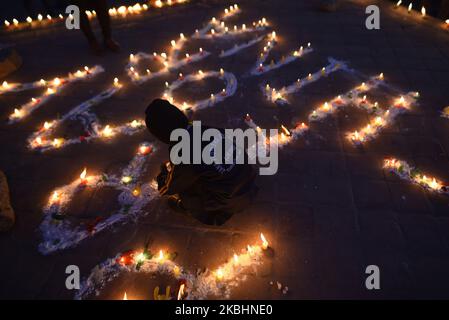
145, 99, 257, 225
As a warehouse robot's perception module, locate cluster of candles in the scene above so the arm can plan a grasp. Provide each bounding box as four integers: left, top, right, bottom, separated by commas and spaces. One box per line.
395, 1, 449, 28
26, 77, 145, 152
126, 44, 209, 84
347, 92, 419, 145
125, 4, 249, 84
263, 58, 346, 104
162, 69, 237, 111
244, 113, 308, 148
77, 233, 271, 300
46, 142, 153, 211
6, 66, 104, 123
383, 158, 447, 194
308, 73, 386, 122
3, 1, 188, 32
40, 142, 157, 254
251, 32, 312, 76
194, 11, 268, 40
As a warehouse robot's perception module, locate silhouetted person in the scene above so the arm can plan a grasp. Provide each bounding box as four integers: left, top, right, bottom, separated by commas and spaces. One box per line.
72, 0, 120, 55
145, 99, 258, 226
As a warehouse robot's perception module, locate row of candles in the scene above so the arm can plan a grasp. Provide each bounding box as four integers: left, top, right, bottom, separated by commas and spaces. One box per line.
7, 65, 104, 124
383, 158, 447, 194
347, 91, 419, 145
244, 113, 309, 148
252, 32, 313, 76
308, 73, 385, 122
3, 1, 189, 32
125, 4, 252, 84
263, 58, 347, 104
40, 142, 157, 254
395, 1, 449, 27
162, 69, 237, 111
46, 142, 153, 213
26, 77, 146, 152
77, 233, 271, 300
194, 16, 268, 40
252, 71, 420, 148
126, 45, 210, 84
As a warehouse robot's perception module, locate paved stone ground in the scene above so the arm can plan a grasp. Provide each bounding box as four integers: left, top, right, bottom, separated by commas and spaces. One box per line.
1, 0, 449, 299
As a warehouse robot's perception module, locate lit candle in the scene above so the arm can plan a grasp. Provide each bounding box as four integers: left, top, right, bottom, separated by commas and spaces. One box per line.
233, 254, 239, 265
123, 292, 128, 300
79, 168, 88, 185
421, 6, 426, 17
12, 108, 22, 118
280, 125, 291, 136
138, 144, 152, 155
158, 250, 165, 261
177, 284, 185, 300
52, 138, 63, 148
260, 233, 269, 250
43, 121, 52, 130
102, 125, 114, 137
408, 2, 412, 13
121, 176, 132, 184
216, 268, 224, 281
50, 191, 60, 203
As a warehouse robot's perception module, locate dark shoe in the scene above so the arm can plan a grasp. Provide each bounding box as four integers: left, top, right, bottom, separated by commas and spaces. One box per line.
104, 38, 121, 52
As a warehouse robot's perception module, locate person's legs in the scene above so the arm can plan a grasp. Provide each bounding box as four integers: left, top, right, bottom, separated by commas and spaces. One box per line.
92, 0, 120, 51
73, 0, 103, 55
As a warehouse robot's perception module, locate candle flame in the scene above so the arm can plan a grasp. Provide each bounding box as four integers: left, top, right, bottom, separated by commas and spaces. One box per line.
51, 191, 59, 203
421, 6, 426, 17
280, 125, 291, 136
177, 284, 185, 300
102, 125, 114, 137
80, 168, 87, 180
260, 233, 269, 249
216, 268, 224, 280
158, 250, 164, 260
123, 292, 128, 300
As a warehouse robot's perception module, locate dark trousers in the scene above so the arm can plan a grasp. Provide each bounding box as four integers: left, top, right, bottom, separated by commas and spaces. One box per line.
72, 0, 111, 42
